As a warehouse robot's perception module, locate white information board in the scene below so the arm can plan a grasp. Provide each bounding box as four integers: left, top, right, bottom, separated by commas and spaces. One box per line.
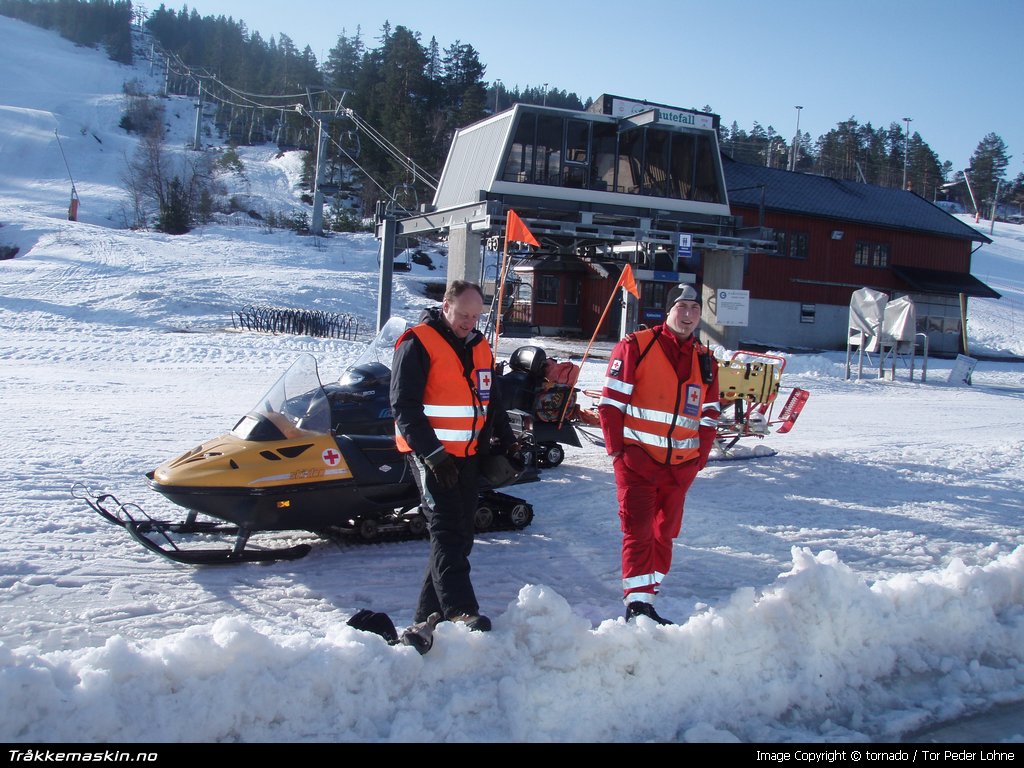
715, 289, 749, 327
947, 354, 977, 386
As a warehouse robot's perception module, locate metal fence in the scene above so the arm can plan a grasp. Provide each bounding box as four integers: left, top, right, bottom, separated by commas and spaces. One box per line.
232, 305, 362, 340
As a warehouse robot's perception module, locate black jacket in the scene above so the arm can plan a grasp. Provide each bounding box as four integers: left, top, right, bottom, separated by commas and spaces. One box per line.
390, 308, 514, 459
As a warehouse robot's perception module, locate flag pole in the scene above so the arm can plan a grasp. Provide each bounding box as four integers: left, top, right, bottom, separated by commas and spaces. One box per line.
555, 277, 625, 429
493, 218, 512, 352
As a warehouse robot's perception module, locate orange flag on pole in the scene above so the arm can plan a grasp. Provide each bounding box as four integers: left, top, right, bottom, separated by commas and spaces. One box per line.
616, 263, 640, 298
506, 209, 540, 247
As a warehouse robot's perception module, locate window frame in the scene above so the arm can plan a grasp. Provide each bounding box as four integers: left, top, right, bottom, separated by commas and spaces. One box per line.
535, 274, 560, 304
854, 240, 890, 268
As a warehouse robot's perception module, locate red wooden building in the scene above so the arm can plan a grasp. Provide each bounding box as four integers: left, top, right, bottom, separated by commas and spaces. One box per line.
711, 159, 997, 354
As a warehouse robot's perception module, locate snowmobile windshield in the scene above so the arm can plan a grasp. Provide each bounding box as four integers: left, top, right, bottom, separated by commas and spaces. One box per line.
232, 354, 331, 441
342, 316, 410, 380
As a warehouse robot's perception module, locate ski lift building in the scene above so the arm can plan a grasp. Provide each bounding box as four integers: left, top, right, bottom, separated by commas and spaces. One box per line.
389, 95, 775, 343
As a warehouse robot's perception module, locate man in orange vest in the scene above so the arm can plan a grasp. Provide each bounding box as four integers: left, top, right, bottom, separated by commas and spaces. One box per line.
391, 280, 513, 633
598, 283, 720, 625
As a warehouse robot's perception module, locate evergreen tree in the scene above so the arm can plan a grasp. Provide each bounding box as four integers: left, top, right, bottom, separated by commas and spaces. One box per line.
1003, 173, 1024, 215
373, 25, 428, 191
157, 176, 191, 234
968, 133, 1011, 208
324, 28, 364, 91
441, 41, 487, 137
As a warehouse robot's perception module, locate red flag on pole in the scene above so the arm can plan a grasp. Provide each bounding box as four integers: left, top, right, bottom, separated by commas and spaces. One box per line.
616, 263, 640, 298
506, 209, 540, 247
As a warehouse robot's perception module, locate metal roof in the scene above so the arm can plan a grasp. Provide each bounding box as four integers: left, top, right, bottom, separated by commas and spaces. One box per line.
723, 158, 991, 244
892, 265, 1001, 299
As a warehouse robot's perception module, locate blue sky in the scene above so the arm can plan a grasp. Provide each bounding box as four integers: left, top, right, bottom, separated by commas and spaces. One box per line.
181, 0, 1023, 180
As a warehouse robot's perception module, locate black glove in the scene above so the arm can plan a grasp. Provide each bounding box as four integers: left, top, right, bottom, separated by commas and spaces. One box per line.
425, 451, 459, 489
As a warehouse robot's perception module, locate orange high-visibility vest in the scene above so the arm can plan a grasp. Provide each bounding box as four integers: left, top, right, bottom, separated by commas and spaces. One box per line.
394, 324, 493, 457
621, 329, 709, 465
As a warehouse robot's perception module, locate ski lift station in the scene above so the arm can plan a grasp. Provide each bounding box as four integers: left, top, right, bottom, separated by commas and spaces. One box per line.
376, 94, 995, 356
377, 94, 775, 347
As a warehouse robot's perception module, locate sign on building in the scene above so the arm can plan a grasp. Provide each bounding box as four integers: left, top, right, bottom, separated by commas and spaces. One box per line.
715, 289, 749, 327
677, 233, 693, 260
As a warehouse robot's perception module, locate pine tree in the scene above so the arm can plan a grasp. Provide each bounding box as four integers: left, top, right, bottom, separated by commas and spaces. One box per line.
157, 177, 191, 235
968, 133, 1012, 208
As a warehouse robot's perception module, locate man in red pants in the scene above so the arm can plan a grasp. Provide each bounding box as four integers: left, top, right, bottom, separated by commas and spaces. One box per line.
598, 283, 720, 625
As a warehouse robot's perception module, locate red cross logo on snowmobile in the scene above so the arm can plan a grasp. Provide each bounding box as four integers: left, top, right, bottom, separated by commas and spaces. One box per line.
322, 449, 341, 466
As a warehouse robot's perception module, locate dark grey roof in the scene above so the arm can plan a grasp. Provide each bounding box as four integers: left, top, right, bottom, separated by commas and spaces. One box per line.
723, 158, 991, 244
892, 265, 1001, 299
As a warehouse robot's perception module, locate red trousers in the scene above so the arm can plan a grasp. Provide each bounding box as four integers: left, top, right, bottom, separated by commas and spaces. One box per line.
613, 445, 700, 604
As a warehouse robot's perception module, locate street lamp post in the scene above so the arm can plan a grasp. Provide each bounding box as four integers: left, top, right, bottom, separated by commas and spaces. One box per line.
542, 82, 548, 106
494, 79, 502, 113
790, 105, 802, 171
902, 117, 913, 189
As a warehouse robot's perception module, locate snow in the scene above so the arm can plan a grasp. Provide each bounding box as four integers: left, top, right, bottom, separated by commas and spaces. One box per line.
1, 16, 1023, 744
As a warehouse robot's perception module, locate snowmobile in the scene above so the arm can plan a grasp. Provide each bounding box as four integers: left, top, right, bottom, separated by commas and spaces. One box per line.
77, 318, 538, 565
491, 344, 583, 469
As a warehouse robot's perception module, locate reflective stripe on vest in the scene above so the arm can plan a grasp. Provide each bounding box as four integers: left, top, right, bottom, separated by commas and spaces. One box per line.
394, 324, 492, 456
621, 328, 707, 465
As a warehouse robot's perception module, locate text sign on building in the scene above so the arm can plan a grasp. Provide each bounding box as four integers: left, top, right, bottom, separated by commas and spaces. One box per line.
677, 233, 693, 259
610, 98, 716, 130
715, 289, 749, 327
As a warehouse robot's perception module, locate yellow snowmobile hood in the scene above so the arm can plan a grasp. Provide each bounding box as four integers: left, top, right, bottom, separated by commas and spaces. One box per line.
151, 432, 353, 490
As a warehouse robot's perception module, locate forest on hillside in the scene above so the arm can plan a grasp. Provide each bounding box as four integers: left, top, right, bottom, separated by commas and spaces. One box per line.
3, 0, 1021, 219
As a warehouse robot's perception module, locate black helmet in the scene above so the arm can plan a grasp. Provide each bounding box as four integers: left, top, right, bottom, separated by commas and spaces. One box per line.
509, 346, 547, 377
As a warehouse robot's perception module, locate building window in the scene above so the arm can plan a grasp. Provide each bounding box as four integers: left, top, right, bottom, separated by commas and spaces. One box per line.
854, 240, 889, 268
500, 111, 726, 204
640, 281, 671, 310
771, 230, 809, 259
789, 232, 809, 259
800, 304, 816, 323
536, 275, 559, 304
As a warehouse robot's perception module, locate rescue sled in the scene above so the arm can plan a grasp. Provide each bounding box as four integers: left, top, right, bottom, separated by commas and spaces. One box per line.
77, 318, 540, 565
713, 351, 809, 455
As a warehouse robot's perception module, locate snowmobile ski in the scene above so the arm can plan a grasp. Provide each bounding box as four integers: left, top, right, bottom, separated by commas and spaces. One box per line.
73, 483, 312, 565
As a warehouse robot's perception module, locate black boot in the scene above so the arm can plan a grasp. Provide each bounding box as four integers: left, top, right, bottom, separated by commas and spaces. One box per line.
625, 601, 674, 626
449, 613, 492, 632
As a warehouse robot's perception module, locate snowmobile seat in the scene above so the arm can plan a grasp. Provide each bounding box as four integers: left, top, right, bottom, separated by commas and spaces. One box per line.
334, 434, 410, 485
495, 370, 536, 413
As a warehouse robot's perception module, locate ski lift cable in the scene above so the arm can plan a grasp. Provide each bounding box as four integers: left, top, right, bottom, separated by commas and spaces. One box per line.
342, 109, 438, 189
53, 129, 77, 194
151, 38, 431, 198
322, 130, 392, 198
349, 113, 438, 189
